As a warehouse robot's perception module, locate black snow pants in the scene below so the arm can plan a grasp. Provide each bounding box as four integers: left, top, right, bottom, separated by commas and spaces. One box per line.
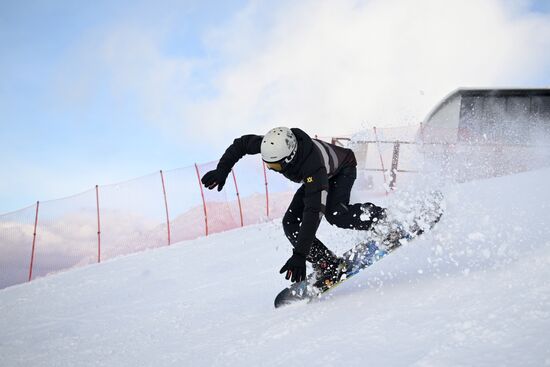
282, 165, 385, 263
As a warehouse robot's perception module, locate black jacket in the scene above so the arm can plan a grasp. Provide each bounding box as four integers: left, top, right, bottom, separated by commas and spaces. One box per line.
216, 128, 356, 255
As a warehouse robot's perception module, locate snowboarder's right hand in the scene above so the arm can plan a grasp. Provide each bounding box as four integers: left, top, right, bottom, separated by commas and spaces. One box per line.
201, 169, 228, 191
279, 251, 307, 283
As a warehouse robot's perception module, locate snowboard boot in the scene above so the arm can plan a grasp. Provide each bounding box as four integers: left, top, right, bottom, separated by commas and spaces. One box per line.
359, 203, 387, 230
370, 214, 410, 251
307, 239, 350, 290
312, 257, 350, 290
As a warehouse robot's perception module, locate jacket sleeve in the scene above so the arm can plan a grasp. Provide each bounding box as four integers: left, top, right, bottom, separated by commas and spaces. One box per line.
216, 135, 263, 175
294, 167, 329, 256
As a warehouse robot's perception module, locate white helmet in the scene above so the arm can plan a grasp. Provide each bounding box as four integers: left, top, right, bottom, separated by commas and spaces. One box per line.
261, 127, 297, 170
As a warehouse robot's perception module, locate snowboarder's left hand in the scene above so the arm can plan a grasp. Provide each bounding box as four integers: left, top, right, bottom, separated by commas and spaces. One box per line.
279, 251, 306, 283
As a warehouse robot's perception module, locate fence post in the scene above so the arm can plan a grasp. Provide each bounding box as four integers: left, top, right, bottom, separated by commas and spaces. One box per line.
195, 164, 209, 236
231, 169, 244, 227
28, 201, 39, 282
419, 122, 427, 161
373, 127, 388, 193
159, 170, 171, 245
262, 161, 270, 217
389, 141, 401, 190
96, 186, 101, 263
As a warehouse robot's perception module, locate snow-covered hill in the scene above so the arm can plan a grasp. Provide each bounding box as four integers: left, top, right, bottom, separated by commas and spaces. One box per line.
1, 168, 549, 366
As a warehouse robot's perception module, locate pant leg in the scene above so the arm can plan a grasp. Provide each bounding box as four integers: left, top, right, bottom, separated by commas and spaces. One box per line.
282, 186, 338, 263
325, 166, 385, 230
282, 186, 305, 247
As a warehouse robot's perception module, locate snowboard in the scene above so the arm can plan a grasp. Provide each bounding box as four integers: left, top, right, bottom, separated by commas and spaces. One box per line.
274, 190, 444, 308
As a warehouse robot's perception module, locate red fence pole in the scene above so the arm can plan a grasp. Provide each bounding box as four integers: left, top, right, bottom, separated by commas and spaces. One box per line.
96, 186, 101, 263
262, 161, 270, 217
231, 169, 244, 227
195, 164, 209, 236
28, 201, 39, 282
160, 170, 171, 245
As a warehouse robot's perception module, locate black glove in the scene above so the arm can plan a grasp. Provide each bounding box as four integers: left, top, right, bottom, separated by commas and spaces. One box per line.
201, 169, 228, 191
279, 251, 307, 283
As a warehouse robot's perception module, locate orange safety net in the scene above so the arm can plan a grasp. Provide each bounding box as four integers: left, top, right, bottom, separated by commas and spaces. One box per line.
2, 125, 547, 289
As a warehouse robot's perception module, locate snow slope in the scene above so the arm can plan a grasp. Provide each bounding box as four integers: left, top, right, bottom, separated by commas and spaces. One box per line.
1, 168, 549, 367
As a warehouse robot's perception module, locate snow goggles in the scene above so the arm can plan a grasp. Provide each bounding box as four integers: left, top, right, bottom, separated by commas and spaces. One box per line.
264, 147, 297, 172
265, 160, 284, 171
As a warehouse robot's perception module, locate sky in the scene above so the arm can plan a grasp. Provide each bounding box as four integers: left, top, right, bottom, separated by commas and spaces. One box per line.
1, 0, 550, 214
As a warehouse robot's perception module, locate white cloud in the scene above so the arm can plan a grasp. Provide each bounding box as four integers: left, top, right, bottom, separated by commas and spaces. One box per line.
57, 0, 550, 141
185, 0, 550, 138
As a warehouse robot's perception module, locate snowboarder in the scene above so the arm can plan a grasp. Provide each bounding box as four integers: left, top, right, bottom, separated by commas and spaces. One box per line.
201, 127, 386, 286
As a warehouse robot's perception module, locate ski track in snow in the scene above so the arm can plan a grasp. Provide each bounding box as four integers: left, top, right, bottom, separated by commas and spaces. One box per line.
1, 168, 550, 366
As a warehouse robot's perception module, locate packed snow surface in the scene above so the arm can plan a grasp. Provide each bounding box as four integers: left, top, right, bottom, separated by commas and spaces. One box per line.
1, 168, 550, 366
